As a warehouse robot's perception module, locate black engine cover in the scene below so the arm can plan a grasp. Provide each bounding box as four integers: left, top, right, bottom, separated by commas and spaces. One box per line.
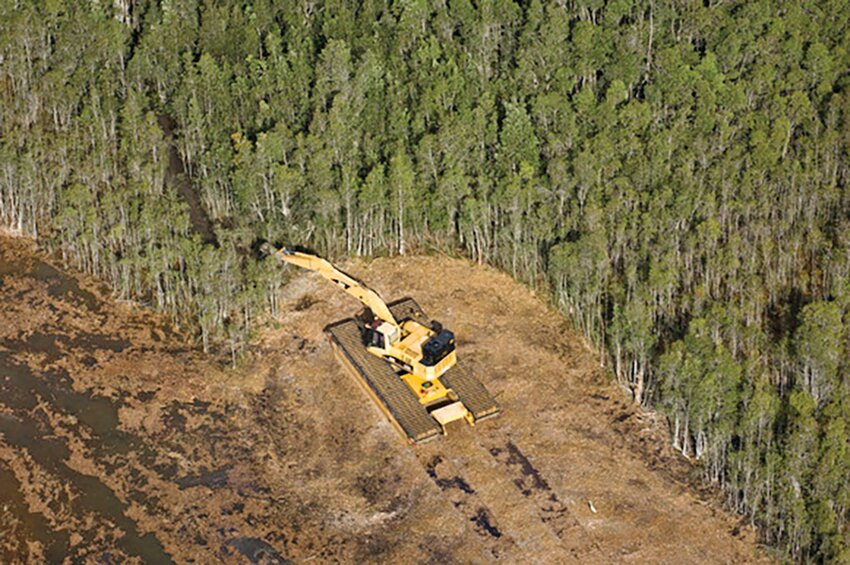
421, 330, 455, 367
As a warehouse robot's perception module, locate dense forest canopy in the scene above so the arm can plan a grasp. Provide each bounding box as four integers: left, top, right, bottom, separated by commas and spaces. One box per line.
2, 0, 849, 559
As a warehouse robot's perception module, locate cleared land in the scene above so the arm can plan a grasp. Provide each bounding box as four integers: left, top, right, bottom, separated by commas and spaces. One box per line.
0, 236, 765, 563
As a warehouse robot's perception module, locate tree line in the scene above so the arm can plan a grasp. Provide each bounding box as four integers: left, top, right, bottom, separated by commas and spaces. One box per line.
2, 1, 848, 559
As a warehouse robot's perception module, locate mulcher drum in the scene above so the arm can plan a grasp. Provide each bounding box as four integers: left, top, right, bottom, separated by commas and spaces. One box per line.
325, 297, 501, 445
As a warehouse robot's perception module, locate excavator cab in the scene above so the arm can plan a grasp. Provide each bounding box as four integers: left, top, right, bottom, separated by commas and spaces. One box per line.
269, 244, 501, 443
367, 321, 399, 351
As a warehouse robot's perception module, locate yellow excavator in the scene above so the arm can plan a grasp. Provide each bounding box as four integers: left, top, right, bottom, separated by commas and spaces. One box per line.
267, 245, 500, 444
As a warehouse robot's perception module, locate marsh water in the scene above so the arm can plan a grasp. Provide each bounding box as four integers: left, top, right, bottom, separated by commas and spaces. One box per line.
0, 243, 292, 563
0, 252, 172, 562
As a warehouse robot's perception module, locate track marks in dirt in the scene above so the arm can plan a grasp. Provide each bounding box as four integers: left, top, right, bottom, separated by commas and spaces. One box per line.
469, 507, 503, 539
425, 455, 476, 496
487, 439, 602, 559
416, 434, 605, 561
421, 453, 513, 556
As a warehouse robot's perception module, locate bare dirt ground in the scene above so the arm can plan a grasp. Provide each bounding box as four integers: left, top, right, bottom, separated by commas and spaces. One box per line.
0, 236, 766, 563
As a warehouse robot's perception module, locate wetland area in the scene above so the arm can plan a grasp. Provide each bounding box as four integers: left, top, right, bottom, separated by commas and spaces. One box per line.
0, 236, 764, 563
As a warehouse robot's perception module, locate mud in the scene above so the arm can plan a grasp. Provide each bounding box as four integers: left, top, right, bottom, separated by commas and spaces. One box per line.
158, 114, 217, 246
0, 236, 766, 563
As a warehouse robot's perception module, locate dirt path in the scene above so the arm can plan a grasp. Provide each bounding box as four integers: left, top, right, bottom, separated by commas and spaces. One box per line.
0, 237, 766, 563
158, 114, 217, 246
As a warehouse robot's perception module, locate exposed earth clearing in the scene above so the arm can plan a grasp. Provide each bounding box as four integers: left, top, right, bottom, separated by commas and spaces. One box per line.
0, 237, 764, 562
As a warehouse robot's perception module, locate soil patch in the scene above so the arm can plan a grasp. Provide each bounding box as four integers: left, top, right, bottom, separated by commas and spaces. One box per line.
0, 237, 765, 563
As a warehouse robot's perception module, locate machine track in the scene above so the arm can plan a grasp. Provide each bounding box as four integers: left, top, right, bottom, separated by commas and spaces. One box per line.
326, 298, 600, 560
485, 438, 602, 558
412, 430, 604, 561
419, 452, 518, 559
324, 298, 500, 444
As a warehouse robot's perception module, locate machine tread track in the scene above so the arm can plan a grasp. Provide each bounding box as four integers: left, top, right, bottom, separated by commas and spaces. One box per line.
388, 298, 501, 422
324, 298, 500, 444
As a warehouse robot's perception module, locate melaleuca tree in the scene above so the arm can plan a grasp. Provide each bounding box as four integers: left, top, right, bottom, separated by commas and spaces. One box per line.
2, 1, 850, 557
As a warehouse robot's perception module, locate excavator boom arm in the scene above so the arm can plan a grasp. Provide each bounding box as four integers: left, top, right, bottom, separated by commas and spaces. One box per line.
272, 247, 397, 326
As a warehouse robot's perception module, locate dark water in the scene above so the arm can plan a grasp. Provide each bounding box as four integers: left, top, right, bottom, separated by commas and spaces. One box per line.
29, 259, 101, 312
226, 537, 291, 564
0, 251, 100, 313
0, 252, 173, 563
0, 249, 289, 563
0, 461, 69, 562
